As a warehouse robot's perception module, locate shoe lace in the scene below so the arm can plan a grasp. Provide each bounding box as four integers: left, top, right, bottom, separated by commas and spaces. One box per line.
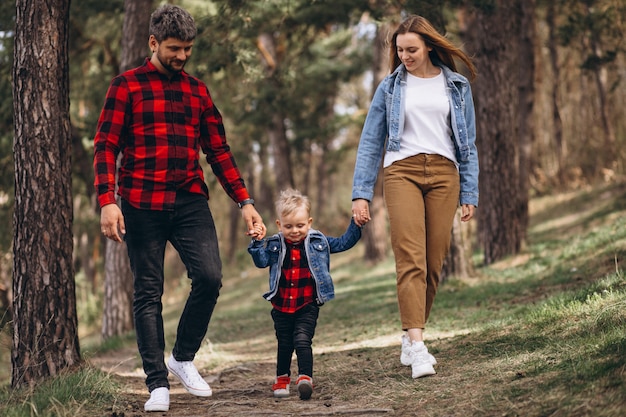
408, 345, 430, 362
178, 361, 204, 383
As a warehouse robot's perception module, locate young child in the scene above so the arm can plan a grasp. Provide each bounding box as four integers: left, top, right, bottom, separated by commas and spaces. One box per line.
248, 189, 362, 400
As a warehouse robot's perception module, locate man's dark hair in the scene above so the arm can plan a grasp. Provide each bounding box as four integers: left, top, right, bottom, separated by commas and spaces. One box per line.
149, 5, 197, 42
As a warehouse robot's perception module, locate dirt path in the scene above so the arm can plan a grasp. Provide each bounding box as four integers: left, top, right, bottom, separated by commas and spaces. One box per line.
91, 344, 401, 417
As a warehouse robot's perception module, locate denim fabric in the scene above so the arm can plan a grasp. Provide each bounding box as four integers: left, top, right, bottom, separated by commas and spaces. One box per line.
248, 219, 361, 304
352, 63, 479, 207
122, 191, 223, 391
271, 303, 320, 377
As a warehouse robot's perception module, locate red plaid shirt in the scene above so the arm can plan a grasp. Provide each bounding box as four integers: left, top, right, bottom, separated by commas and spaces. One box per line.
94, 59, 249, 210
272, 240, 316, 313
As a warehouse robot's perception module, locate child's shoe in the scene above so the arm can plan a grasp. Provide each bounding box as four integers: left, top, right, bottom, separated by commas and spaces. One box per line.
296, 375, 313, 400
272, 374, 290, 398
401, 334, 437, 366
408, 341, 437, 379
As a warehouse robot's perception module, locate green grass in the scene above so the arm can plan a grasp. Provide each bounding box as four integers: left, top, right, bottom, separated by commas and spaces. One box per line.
0, 366, 119, 417
1, 181, 625, 416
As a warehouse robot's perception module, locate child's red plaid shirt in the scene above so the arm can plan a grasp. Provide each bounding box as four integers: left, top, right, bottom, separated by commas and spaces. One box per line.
271, 239, 316, 313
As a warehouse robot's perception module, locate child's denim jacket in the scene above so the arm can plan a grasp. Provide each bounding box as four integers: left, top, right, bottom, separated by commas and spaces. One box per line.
248, 219, 361, 305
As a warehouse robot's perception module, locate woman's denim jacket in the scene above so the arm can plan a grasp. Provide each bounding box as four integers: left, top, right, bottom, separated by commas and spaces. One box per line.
352, 63, 479, 206
248, 219, 361, 305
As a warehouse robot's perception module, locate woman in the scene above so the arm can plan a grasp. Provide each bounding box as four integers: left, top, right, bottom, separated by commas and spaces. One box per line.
351, 15, 479, 379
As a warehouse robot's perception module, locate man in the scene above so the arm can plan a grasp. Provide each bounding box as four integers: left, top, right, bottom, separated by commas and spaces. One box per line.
93, 5, 266, 412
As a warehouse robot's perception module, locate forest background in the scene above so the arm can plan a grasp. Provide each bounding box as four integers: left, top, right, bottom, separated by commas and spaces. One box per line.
0, 0, 625, 403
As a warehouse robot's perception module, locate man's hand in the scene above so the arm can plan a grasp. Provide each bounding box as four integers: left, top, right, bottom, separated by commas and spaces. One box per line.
101, 203, 125, 243
241, 204, 266, 239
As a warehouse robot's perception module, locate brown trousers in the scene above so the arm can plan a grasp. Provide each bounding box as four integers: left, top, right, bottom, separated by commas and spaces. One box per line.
384, 154, 460, 330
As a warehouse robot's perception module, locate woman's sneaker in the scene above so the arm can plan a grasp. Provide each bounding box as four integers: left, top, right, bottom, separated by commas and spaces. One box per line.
272, 375, 291, 398
296, 375, 313, 400
408, 341, 436, 379
401, 334, 437, 366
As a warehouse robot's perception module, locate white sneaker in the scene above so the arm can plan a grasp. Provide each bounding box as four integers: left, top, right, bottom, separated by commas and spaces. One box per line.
408, 341, 437, 379
167, 356, 213, 397
401, 334, 437, 366
144, 387, 169, 412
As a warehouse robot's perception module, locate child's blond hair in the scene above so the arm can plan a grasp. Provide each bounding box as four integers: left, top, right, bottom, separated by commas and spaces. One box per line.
275, 188, 311, 218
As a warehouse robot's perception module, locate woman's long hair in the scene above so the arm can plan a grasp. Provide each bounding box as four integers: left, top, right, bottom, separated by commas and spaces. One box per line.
388, 15, 476, 80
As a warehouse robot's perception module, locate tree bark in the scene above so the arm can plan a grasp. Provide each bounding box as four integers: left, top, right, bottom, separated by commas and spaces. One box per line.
258, 33, 294, 191
101, 0, 153, 340
102, 237, 134, 337
546, 2, 566, 186
463, 0, 525, 265
441, 214, 470, 282
516, 0, 536, 247
12, 0, 81, 389
267, 108, 294, 191
587, 33, 616, 159
360, 19, 394, 264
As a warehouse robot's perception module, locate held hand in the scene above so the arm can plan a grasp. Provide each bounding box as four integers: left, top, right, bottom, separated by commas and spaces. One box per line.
101, 203, 125, 243
351, 199, 371, 227
241, 204, 266, 239
250, 222, 265, 240
460, 204, 475, 222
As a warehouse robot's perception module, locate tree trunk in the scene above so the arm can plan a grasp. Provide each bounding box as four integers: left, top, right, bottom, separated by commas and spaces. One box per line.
463, 0, 524, 265
101, 0, 153, 340
120, 0, 151, 72
441, 214, 470, 282
360, 19, 394, 264
0, 255, 12, 328
578, 4, 617, 165
12, 0, 81, 389
257, 32, 294, 191
587, 37, 616, 161
102, 237, 134, 337
516, 0, 536, 247
547, 2, 566, 186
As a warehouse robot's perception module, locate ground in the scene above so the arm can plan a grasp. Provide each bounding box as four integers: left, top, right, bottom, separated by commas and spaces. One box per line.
91, 340, 407, 417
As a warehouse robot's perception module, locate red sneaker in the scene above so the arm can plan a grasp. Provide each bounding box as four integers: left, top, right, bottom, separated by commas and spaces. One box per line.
296, 375, 313, 400
272, 375, 291, 398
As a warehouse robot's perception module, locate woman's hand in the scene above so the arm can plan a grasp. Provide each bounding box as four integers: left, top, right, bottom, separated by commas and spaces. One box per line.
351, 199, 371, 227
460, 204, 475, 222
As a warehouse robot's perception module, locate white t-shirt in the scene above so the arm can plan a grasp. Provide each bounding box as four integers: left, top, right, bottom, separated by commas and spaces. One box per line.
383, 71, 457, 168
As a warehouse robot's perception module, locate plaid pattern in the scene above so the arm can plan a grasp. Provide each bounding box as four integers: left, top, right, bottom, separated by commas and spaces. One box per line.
272, 240, 315, 313
94, 58, 249, 210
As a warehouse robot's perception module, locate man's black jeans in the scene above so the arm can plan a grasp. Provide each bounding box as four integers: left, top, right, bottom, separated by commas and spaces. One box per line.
271, 303, 320, 378
122, 191, 222, 392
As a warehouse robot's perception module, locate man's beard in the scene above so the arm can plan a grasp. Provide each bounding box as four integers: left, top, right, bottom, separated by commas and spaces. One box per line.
156, 51, 187, 74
